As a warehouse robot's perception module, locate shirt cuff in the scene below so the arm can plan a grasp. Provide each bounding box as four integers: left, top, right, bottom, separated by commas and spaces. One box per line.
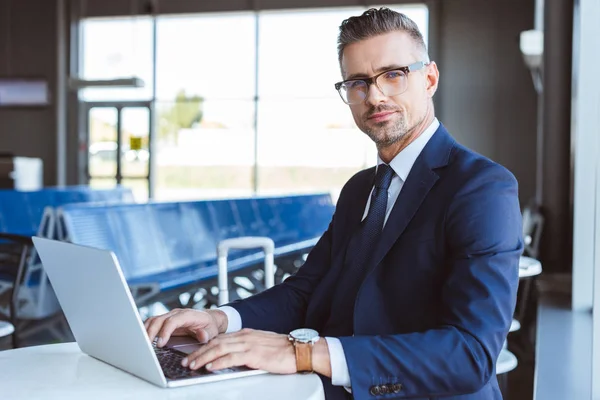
325, 337, 351, 388
218, 306, 242, 333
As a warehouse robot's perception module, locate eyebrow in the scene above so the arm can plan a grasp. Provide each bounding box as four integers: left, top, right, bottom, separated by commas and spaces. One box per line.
345, 64, 405, 81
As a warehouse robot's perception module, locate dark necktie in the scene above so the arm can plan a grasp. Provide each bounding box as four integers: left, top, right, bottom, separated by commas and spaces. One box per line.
347, 163, 395, 275
322, 164, 395, 336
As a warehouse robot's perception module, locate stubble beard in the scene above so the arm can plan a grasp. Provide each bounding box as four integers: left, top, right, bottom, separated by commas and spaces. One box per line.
364, 111, 410, 148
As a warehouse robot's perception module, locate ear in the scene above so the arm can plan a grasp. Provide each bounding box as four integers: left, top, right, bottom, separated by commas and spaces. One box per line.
425, 61, 440, 98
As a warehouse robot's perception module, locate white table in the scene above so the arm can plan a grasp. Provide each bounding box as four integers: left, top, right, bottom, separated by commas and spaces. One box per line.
496, 348, 518, 395
0, 343, 325, 400
519, 256, 542, 278
516, 256, 543, 324
0, 321, 14, 338
496, 348, 518, 375
509, 319, 521, 333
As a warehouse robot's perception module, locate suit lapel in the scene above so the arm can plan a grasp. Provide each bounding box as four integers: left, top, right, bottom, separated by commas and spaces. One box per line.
341, 168, 374, 242
304, 169, 374, 330
369, 124, 455, 270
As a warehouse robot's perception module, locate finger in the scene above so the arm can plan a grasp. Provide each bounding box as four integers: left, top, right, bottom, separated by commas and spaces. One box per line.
145, 314, 171, 344
195, 329, 210, 344
202, 315, 221, 341
155, 314, 187, 347
143, 315, 165, 331
185, 342, 249, 370
205, 351, 249, 371
143, 317, 153, 331
182, 339, 229, 367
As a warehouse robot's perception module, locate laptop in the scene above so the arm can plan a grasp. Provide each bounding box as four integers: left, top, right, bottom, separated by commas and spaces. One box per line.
32, 236, 267, 388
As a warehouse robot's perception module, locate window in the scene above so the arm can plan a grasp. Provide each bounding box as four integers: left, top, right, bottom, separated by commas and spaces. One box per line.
154, 13, 257, 200
256, 5, 429, 197
154, 98, 256, 200
79, 5, 429, 200
80, 17, 153, 101
257, 8, 367, 196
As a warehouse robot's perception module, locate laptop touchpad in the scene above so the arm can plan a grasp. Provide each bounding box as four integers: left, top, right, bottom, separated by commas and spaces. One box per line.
169, 344, 202, 355
164, 336, 203, 354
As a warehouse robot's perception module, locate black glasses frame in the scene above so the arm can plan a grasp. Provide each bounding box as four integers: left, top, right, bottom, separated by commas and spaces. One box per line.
334, 61, 430, 103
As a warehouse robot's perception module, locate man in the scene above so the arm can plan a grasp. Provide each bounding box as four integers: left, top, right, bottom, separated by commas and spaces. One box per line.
145, 8, 522, 400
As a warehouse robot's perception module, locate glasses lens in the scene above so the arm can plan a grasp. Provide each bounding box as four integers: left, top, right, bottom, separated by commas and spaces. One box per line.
339, 80, 368, 104
376, 70, 408, 97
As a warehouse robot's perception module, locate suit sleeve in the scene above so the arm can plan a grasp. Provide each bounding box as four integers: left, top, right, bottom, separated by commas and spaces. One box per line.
338, 164, 522, 399
226, 214, 334, 333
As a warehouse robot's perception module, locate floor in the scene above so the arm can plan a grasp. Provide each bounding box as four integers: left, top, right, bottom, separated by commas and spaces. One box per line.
507, 330, 535, 400
533, 293, 593, 400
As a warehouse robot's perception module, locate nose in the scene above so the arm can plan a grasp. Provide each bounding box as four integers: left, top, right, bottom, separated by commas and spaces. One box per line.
364, 82, 387, 106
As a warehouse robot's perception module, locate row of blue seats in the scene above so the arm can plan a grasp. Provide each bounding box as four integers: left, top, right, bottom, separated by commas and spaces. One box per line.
58, 193, 335, 304
1, 187, 334, 318
0, 186, 134, 320
0, 186, 134, 238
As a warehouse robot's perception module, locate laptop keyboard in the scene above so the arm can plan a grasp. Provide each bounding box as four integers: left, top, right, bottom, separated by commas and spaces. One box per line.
154, 345, 205, 379
153, 344, 242, 380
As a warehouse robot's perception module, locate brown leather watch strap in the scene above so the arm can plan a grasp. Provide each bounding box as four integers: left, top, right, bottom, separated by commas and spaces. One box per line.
294, 342, 313, 372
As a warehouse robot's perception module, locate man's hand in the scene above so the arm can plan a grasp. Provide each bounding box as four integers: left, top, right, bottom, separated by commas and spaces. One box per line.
181, 328, 297, 374
144, 308, 228, 347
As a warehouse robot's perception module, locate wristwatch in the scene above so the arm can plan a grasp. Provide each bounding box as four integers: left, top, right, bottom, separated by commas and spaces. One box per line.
288, 328, 320, 372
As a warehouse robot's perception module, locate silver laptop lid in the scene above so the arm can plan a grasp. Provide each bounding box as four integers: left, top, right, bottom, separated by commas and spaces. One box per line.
32, 237, 167, 387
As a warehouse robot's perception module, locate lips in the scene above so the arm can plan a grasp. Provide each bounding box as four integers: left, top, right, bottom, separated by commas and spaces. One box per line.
367, 111, 397, 123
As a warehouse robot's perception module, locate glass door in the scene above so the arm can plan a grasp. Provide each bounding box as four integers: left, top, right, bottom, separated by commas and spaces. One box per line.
84, 101, 152, 200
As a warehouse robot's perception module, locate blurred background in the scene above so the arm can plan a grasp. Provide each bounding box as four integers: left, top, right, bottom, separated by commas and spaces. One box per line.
0, 0, 599, 399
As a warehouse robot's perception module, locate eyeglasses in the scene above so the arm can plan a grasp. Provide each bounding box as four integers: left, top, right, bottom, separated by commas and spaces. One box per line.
334, 61, 429, 105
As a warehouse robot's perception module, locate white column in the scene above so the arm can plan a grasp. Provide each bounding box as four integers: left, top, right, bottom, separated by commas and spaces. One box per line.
572, 0, 600, 396
56, 0, 67, 187
571, 0, 599, 312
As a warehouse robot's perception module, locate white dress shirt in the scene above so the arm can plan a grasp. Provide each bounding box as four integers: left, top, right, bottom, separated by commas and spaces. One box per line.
220, 118, 440, 389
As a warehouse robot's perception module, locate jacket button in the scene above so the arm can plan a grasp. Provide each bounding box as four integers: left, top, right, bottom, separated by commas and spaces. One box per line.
369, 385, 381, 396
392, 383, 403, 393
380, 384, 390, 394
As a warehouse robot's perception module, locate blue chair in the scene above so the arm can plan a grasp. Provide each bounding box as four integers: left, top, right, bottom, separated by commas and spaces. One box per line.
0, 186, 135, 344
57, 193, 335, 308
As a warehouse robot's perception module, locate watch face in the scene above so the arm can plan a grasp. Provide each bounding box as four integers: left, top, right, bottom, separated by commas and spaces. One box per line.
290, 328, 319, 343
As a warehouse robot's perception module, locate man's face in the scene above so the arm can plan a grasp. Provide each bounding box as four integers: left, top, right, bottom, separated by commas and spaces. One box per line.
340, 31, 437, 148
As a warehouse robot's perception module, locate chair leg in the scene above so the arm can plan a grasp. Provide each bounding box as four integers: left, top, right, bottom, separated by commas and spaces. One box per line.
516, 278, 534, 323
12, 329, 18, 349
8, 283, 19, 348
514, 277, 538, 363
498, 373, 509, 398
10, 297, 19, 348
9, 245, 28, 349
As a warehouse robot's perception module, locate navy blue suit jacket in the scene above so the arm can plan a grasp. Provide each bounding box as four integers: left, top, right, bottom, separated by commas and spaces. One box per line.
229, 124, 522, 400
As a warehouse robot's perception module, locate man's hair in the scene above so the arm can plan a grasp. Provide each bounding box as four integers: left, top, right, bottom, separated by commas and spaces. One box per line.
337, 7, 429, 64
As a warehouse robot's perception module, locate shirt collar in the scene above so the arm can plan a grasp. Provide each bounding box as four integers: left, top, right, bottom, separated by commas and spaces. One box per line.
377, 118, 440, 182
